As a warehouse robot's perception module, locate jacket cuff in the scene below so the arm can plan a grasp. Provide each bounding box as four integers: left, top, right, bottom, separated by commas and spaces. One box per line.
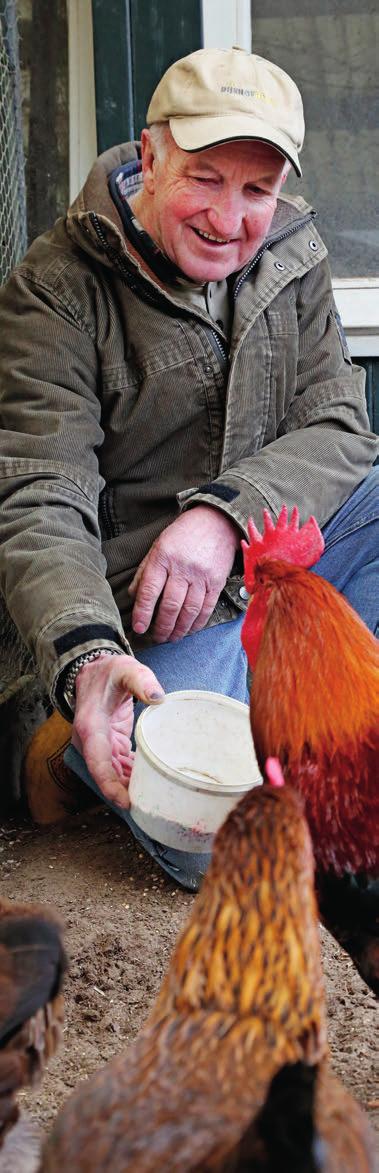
34, 611, 132, 718
54, 640, 128, 721
177, 476, 276, 536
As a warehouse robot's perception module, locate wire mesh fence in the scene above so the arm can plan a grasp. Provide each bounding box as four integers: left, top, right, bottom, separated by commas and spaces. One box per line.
0, 0, 27, 284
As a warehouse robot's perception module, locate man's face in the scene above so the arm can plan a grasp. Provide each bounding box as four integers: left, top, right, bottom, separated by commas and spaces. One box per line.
139, 131, 288, 282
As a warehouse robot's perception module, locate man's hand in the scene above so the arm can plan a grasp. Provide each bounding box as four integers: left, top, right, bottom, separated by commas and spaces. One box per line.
72, 654, 164, 809
129, 506, 240, 643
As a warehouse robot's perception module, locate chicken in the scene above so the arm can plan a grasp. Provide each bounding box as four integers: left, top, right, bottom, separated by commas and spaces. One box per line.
42, 761, 374, 1172
0, 899, 66, 1173
241, 506, 379, 994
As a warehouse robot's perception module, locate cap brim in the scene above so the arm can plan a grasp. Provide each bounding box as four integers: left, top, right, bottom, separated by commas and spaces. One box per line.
169, 114, 302, 177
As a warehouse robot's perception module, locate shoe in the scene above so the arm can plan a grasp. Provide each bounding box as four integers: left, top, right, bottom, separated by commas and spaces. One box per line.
22, 710, 96, 824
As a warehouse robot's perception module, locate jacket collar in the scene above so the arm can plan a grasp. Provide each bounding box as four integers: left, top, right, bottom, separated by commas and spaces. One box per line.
66, 141, 318, 296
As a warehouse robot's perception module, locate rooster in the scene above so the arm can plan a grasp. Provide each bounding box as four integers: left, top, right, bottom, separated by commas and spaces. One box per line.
0, 899, 66, 1172
42, 762, 374, 1172
241, 506, 379, 994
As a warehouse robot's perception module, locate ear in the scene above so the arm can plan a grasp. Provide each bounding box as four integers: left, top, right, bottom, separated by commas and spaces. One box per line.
140, 128, 157, 194
280, 161, 291, 187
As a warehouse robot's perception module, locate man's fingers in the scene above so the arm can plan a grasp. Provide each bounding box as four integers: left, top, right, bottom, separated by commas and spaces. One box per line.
162, 581, 206, 642
187, 588, 222, 635
112, 749, 134, 781
132, 560, 168, 634
128, 555, 149, 597
101, 778, 130, 808
76, 655, 165, 710
116, 659, 165, 704
151, 577, 191, 643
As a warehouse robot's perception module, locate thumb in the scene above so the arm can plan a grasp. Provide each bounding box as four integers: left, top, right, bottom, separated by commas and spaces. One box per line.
117, 660, 165, 705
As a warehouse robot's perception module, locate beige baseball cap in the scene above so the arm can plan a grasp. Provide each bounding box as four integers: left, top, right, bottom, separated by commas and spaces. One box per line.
147, 47, 304, 176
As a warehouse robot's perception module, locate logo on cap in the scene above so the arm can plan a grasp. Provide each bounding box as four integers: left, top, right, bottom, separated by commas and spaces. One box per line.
220, 85, 275, 105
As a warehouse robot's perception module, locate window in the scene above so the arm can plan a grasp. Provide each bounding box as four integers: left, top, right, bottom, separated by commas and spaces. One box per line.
202, 0, 379, 353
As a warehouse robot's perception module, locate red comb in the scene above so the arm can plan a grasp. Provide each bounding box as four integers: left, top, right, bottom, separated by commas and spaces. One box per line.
241, 505, 324, 592
265, 757, 285, 788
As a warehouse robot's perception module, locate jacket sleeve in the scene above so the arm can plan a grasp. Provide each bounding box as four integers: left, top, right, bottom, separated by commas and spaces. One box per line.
178, 258, 378, 537
0, 269, 131, 707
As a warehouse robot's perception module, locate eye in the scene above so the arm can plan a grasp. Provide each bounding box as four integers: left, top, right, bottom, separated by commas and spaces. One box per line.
246, 185, 267, 196
191, 175, 217, 184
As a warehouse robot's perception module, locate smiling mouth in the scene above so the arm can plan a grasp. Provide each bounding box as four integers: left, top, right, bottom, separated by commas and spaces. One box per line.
191, 227, 236, 246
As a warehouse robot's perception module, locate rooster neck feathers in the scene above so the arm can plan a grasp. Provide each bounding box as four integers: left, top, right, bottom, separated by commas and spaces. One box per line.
243, 560, 379, 876
245, 560, 379, 759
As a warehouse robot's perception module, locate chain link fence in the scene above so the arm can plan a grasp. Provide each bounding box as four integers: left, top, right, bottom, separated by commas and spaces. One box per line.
0, 0, 27, 284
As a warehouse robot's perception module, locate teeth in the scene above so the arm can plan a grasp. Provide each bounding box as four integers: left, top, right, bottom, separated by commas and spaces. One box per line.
196, 228, 231, 244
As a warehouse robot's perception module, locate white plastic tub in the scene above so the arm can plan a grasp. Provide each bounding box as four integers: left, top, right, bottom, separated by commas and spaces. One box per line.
129, 690, 262, 853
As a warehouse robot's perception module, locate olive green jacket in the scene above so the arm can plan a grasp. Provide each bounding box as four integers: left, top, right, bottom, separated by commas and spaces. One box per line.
0, 143, 377, 709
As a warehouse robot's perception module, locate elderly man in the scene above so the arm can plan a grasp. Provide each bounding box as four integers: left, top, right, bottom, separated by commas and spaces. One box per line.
0, 48, 378, 884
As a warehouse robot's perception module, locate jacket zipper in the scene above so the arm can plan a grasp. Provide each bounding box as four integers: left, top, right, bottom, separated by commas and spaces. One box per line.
89, 209, 316, 369
208, 212, 316, 367
90, 209, 316, 306
89, 214, 169, 310
232, 211, 317, 299
98, 486, 117, 540
210, 329, 229, 365
89, 214, 200, 318
91, 212, 231, 369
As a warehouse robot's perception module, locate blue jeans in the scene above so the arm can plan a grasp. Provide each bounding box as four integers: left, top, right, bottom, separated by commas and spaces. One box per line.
66, 467, 379, 890
312, 467, 378, 635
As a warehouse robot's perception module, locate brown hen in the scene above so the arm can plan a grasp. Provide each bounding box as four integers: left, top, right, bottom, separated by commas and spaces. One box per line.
42, 768, 374, 1172
0, 898, 66, 1173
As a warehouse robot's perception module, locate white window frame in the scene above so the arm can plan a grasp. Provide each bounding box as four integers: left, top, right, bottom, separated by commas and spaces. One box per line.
66, 0, 97, 202
202, 0, 379, 356
332, 281, 379, 358
202, 0, 252, 51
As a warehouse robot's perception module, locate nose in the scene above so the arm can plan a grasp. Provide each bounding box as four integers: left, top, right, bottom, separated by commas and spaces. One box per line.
206, 193, 244, 239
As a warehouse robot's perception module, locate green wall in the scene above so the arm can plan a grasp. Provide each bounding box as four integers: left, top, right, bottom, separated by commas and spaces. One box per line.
91, 0, 202, 151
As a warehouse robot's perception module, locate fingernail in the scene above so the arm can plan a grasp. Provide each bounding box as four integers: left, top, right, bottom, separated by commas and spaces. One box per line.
133, 622, 146, 634
147, 690, 165, 702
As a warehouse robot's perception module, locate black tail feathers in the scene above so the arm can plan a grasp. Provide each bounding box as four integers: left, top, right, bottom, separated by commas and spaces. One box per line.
228, 1061, 325, 1172
256, 1061, 325, 1172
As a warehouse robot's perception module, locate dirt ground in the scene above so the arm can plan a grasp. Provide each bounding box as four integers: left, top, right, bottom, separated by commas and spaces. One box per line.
1, 804, 377, 1145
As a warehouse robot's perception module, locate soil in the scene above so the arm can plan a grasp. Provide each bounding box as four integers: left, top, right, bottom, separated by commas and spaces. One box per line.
1, 805, 377, 1144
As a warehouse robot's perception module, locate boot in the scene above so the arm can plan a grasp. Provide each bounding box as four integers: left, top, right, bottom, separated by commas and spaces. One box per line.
22, 710, 96, 824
